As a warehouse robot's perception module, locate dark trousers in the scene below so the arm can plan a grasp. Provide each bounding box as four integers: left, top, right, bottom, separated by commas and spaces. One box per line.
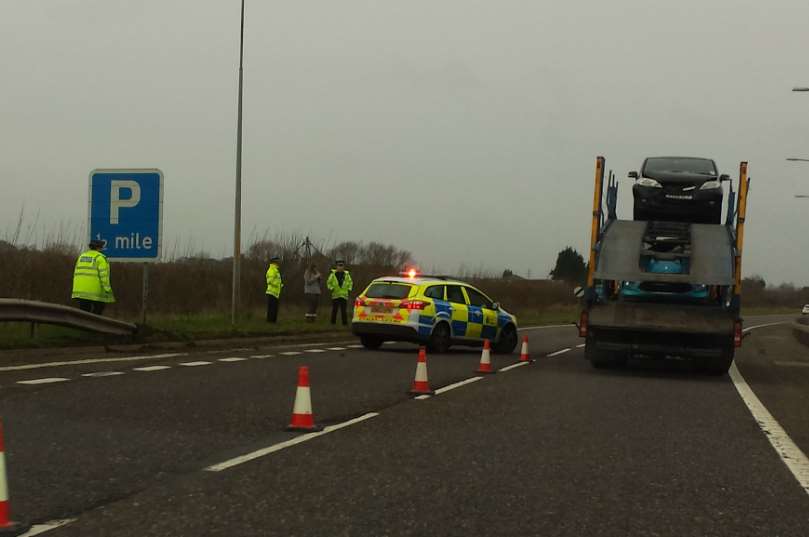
266, 295, 279, 323
76, 299, 105, 316
331, 298, 348, 325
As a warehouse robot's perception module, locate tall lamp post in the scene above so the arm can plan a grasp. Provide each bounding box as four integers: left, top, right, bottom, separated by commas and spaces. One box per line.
232, 0, 246, 324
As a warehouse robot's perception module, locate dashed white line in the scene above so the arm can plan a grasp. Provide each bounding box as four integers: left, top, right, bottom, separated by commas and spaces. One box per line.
218, 357, 248, 362
414, 394, 432, 400
81, 371, 125, 378
133, 365, 171, 372
179, 361, 212, 367
0, 353, 187, 372
19, 518, 76, 536
547, 348, 572, 357
434, 376, 484, 395
326, 347, 347, 351
346, 344, 363, 349
205, 412, 380, 472
499, 362, 529, 372
773, 361, 809, 368
729, 362, 809, 496
250, 354, 274, 359
576, 343, 586, 348
280, 351, 303, 356
304, 349, 326, 353
17, 378, 70, 385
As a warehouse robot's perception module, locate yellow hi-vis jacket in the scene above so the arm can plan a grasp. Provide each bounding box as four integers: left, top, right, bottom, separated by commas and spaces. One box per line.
326, 270, 353, 299
265, 263, 283, 297
71, 250, 115, 303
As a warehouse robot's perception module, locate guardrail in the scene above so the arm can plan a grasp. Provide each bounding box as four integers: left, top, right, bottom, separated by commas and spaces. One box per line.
0, 299, 137, 337
792, 318, 809, 348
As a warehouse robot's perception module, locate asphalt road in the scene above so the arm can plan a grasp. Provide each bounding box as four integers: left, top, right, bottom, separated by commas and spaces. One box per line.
0, 315, 807, 536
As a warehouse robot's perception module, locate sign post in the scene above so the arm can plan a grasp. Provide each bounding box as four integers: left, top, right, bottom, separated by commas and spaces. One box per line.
89, 169, 163, 324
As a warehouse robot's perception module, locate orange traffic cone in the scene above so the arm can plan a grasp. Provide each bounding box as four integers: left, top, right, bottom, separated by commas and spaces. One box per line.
476, 339, 496, 374
409, 347, 435, 396
519, 336, 534, 363
0, 419, 29, 536
287, 366, 323, 432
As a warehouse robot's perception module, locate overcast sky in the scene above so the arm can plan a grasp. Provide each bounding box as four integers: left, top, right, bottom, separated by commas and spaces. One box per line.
2, 1, 808, 284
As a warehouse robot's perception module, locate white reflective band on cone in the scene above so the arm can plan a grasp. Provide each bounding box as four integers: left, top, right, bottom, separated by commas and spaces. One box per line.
521, 341, 528, 354
480, 349, 491, 365
292, 387, 312, 415
0, 453, 7, 502
414, 362, 428, 381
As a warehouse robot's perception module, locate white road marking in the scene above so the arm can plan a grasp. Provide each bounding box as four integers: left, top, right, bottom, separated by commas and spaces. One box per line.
250, 354, 274, 359
280, 351, 303, 356
347, 344, 363, 348
326, 347, 347, 351
81, 371, 125, 378
576, 343, 586, 348
218, 357, 247, 362
519, 324, 575, 331
547, 348, 572, 357
414, 394, 431, 400
729, 362, 809, 496
744, 321, 786, 331
434, 376, 483, 395
19, 518, 76, 536
205, 413, 380, 472
773, 361, 809, 368
133, 365, 171, 372
499, 362, 529, 372
179, 361, 212, 367
304, 349, 326, 353
17, 378, 70, 385
0, 353, 187, 372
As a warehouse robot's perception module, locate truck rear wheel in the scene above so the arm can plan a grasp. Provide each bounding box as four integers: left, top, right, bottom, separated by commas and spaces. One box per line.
704, 349, 734, 376
586, 339, 626, 369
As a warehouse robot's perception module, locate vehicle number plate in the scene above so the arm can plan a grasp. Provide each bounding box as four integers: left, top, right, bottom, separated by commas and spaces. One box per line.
665, 194, 693, 200
371, 303, 392, 313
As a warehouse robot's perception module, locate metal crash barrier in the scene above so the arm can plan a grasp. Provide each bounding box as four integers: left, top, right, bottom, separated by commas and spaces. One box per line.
0, 299, 137, 337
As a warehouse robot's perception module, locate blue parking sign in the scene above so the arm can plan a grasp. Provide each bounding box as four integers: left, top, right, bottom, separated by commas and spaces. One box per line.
88, 169, 164, 261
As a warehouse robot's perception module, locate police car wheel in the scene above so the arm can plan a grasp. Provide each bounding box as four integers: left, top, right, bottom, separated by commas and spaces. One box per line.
493, 325, 518, 354
360, 335, 384, 350
428, 323, 451, 354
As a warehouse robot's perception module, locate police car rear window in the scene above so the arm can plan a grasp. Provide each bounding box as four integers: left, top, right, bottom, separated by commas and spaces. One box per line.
365, 283, 412, 299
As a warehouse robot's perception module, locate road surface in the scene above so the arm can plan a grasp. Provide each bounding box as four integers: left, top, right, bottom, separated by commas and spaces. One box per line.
0, 315, 807, 536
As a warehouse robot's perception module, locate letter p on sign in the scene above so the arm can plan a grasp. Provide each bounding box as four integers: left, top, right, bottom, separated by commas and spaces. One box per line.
110, 180, 141, 224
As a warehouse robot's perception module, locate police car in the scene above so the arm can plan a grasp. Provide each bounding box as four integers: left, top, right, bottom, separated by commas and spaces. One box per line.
351, 272, 519, 353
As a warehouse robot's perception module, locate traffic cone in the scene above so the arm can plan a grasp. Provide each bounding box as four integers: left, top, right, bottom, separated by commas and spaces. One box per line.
0, 419, 29, 536
519, 336, 534, 363
409, 347, 435, 396
287, 366, 323, 432
476, 339, 496, 374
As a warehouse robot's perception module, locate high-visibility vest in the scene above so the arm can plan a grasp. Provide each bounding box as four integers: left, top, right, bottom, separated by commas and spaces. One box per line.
71, 250, 115, 303
266, 263, 283, 297
326, 270, 353, 299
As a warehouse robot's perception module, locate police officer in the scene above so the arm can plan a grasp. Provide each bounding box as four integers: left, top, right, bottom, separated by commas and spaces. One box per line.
326, 259, 353, 325
71, 239, 115, 315
265, 255, 283, 323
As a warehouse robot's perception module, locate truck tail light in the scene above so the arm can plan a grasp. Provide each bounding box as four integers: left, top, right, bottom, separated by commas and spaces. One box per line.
578, 310, 589, 338
734, 320, 743, 348
399, 299, 428, 310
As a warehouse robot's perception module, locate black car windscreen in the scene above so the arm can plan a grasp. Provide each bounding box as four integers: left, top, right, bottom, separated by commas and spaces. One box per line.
643, 158, 717, 176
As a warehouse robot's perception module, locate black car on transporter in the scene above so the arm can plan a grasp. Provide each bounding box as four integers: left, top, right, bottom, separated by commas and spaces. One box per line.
630, 156, 730, 224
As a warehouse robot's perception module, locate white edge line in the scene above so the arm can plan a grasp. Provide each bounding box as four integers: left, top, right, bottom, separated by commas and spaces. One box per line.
205, 413, 380, 472
179, 361, 213, 367
743, 321, 786, 332
547, 348, 572, 357
519, 324, 575, 331
20, 518, 77, 537
133, 365, 171, 372
0, 353, 188, 372
434, 376, 484, 395
280, 351, 303, 356
576, 343, 586, 348
729, 362, 809, 495
304, 349, 326, 353
499, 361, 529, 372
414, 394, 431, 400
